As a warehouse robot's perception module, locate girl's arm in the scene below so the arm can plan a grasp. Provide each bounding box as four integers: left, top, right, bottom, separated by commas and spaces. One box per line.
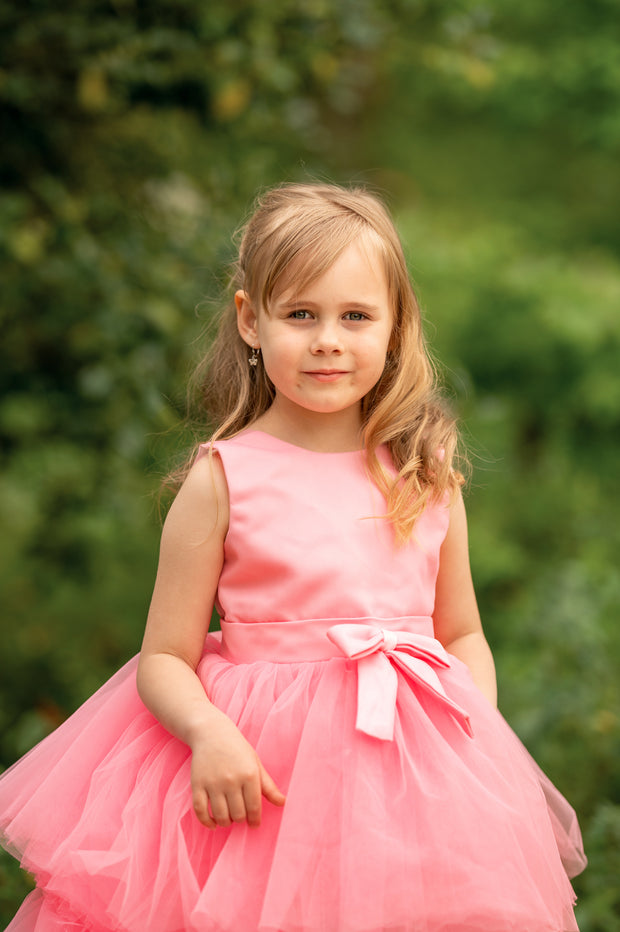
136, 453, 285, 829
432, 491, 498, 708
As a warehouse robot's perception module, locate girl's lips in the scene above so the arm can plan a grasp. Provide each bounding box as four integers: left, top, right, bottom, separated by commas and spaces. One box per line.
303, 370, 349, 382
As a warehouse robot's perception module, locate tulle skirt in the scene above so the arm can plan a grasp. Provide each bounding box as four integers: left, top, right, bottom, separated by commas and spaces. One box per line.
0, 624, 585, 931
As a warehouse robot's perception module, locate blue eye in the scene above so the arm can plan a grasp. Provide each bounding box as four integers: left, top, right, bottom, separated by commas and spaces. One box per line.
289, 310, 311, 319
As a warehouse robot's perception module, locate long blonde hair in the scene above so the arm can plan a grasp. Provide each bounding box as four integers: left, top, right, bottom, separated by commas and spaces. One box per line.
182, 182, 464, 541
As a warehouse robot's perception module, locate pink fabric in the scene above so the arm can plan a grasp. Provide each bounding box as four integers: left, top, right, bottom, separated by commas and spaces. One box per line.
326, 622, 473, 740
0, 430, 586, 931
217, 615, 472, 741
217, 614, 435, 662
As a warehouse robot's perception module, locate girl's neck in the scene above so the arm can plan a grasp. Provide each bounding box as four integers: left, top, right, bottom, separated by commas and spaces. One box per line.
250, 402, 364, 453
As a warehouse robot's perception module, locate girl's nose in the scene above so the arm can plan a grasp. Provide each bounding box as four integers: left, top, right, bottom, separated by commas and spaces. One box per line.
310, 322, 344, 354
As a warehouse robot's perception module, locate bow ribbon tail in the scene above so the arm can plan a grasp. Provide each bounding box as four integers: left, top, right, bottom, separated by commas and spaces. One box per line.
356, 653, 398, 741
391, 652, 474, 738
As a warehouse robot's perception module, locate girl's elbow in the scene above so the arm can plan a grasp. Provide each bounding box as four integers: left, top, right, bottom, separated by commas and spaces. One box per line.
135, 648, 168, 702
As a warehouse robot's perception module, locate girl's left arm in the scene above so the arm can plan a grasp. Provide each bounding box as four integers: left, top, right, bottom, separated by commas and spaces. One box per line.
432, 491, 498, 708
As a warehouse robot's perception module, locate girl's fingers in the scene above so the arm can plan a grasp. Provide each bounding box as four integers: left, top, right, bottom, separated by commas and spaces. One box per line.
260, 763, 286, 807
193, 789, 217, 829
243, 776, 263, 827
207, 792, 232, 828
192, 756, 284, 830
227, 788, 250, 824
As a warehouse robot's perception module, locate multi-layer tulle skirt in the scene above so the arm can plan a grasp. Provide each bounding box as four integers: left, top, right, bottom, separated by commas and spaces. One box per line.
0, 618, 585, 931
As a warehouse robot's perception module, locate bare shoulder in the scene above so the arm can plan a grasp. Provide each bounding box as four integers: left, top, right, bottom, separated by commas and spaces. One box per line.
435, 489, 472, 606
162, 450, 230, 550
433, 488, 482, 644
442, 487, 468, 546
141, 451, 228, 666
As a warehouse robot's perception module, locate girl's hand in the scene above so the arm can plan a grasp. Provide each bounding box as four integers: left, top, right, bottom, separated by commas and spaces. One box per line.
190, 707, 286, 829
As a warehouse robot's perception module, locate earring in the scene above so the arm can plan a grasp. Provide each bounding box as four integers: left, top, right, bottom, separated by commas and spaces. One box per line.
248, 346, 260, 367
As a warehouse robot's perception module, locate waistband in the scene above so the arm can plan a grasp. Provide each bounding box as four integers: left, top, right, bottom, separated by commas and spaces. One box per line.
218, 615, 434, 663
207, 616, 473, 742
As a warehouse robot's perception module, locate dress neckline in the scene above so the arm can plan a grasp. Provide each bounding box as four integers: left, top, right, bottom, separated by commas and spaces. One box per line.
237, 429, 366, 456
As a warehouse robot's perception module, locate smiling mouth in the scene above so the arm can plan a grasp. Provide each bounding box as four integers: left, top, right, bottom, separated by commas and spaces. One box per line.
303, 370, 349, 381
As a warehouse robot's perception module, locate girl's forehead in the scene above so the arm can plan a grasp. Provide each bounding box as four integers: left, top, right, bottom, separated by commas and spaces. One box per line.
269, 233, 389, 305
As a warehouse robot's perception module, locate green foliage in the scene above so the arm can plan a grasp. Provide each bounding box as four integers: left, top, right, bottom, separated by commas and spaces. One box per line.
0, 855, 33, 925
1, 0, 619, 926
576, 803, 620, 931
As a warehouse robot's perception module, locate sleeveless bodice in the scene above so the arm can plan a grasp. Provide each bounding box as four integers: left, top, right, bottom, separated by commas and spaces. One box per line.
203, 431, 450, 626
0, 431, 585, 932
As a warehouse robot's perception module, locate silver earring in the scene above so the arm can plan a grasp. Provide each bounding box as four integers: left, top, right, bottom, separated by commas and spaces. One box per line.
248, 346, 260, 367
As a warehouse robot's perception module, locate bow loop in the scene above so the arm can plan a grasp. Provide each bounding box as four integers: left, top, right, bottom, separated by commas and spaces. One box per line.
326, 623, 473, 742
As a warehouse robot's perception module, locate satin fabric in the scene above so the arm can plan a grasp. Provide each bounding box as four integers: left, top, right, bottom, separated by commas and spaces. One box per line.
0, 431, 585, 931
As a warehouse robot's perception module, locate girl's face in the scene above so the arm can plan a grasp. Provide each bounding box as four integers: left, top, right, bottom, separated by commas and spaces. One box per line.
237, 237, 394, 427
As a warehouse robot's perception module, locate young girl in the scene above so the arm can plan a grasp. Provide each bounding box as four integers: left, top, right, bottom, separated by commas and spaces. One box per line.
0, 183, 586, 931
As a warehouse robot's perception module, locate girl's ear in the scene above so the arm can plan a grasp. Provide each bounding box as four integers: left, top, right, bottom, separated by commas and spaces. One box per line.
235, 290, 259, 347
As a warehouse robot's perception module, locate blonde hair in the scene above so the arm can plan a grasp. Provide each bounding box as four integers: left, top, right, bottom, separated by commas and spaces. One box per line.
183, 182, 464, 541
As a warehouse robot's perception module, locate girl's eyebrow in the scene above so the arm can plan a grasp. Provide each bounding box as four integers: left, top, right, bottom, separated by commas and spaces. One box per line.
279, 298, 380, 311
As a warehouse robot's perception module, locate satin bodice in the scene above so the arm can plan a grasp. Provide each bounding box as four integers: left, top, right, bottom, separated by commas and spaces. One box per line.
198, 431, 450, 627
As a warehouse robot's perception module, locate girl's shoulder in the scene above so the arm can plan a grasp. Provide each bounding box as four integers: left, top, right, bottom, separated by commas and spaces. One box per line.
163, 444, 229, 545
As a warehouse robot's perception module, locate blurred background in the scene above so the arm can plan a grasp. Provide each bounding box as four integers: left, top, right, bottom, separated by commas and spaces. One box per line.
1, 1, 619, 926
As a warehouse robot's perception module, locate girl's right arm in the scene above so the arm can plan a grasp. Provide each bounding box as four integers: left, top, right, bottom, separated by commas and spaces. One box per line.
136, 453, 285, 829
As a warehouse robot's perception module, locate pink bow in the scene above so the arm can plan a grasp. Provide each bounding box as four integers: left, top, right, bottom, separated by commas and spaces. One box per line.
327, 624, 474, 741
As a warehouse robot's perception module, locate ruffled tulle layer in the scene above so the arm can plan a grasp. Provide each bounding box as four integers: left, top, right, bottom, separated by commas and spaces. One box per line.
1, 637, 585, 931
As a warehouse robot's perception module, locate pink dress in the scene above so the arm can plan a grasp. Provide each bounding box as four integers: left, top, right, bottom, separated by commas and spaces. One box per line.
0, 431, 586, 932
